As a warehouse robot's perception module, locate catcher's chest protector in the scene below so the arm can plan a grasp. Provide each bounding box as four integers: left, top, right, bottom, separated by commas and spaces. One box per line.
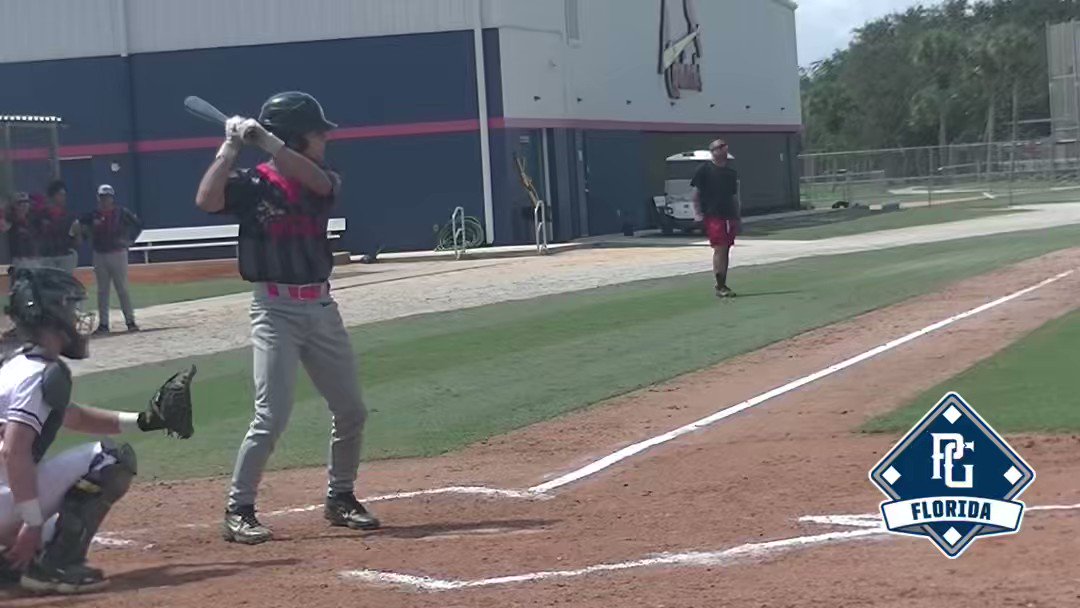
35, 355, 72, 462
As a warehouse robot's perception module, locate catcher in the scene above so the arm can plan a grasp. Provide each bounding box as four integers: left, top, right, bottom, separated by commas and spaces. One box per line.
0, 267, 194, 595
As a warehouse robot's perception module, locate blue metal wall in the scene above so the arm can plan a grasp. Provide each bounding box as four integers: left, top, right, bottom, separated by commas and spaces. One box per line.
1, 29, 504, 255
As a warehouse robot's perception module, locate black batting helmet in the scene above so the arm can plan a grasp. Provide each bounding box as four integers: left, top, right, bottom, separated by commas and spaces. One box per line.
6, 268, 95, 360
257, 91, 337, 151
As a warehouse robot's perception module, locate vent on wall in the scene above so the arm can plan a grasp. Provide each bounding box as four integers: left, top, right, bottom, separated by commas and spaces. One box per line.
565, 0, 581, 43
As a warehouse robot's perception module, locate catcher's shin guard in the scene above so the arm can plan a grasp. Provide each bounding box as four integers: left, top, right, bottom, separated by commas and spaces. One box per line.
30, 442, 136, 584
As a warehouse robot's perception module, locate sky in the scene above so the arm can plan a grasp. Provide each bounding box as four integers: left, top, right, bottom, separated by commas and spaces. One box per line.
796, 0, 929, 66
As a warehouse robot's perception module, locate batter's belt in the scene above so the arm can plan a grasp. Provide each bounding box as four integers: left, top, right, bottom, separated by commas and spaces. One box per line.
258, 282, 329, 302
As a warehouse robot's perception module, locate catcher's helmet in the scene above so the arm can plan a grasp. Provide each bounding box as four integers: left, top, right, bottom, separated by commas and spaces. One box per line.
5, 268, 95, 360
257, 91, 337, 150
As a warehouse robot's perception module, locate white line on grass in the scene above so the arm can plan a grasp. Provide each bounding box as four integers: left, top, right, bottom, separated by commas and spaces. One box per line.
340, 503, 1080, 592
529, 270, 1076, 493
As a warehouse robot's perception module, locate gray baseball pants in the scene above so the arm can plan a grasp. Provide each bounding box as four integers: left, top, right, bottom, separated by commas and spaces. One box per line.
93, 250, 136, 328
227, 283, 367, 510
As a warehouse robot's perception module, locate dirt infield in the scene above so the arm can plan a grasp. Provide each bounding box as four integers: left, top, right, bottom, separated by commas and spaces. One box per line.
3, 250, 1079, 607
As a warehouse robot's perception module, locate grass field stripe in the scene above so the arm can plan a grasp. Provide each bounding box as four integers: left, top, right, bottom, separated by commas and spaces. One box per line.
530, 270, 1075, 494
339, 503, 1080, 592
339, 529, 888, 591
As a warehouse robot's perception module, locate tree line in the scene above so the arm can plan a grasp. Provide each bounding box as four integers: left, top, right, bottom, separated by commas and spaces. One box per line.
800, 0, 1080, 153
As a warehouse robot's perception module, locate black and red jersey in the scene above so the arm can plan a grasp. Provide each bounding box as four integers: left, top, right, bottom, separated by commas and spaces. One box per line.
32, 202, 77, 256
220, 162, 340, 285
7, 214, 39, 259
80, 206, 143, 253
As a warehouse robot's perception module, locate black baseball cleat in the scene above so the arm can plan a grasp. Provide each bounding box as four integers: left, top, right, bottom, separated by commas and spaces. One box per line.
92, 326, 110, 336
126, 322, 140, 332
222, 505, 273, 545
325, 492, 381, 530
20, 561, 108, 595
715, 286, 737, 299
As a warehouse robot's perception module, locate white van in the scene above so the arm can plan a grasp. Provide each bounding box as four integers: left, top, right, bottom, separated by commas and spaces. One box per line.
653, 150, 734, 235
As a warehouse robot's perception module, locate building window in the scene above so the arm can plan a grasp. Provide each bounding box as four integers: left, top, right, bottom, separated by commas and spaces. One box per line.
565, 0, 581, 43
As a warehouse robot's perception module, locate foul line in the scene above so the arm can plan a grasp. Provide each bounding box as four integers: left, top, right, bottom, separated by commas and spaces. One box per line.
530, 270, 1075, 493
340, 503, 1080, 591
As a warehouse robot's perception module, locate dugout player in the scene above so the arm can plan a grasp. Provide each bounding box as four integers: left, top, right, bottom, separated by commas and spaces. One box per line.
0, 268, 193, 594
37, 181, 80, 274
195, 92, 379, 545
2, 193, 41, 271
80, 185, 143, 334
691, 139, 742, 298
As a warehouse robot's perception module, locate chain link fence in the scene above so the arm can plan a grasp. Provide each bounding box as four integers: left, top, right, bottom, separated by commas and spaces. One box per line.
0, 116, 63, 201
800, 140, 1080, 210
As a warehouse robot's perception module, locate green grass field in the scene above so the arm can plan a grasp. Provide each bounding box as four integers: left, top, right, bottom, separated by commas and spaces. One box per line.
86, 277, 250, 312
863, 308, 1080, 435
744, 201, 1019, 240
58, 225, 1080, 481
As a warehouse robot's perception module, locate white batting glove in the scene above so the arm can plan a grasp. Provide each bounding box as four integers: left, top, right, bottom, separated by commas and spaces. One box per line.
217, 116, 246, 161
238, 119, 285, 156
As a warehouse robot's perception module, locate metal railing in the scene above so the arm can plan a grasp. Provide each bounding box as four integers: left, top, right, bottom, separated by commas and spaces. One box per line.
534, 199, 549, 255
451, 206, 467, 260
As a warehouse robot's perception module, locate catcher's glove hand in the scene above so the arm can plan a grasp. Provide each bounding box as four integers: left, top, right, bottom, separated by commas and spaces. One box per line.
138, 365, 196, 439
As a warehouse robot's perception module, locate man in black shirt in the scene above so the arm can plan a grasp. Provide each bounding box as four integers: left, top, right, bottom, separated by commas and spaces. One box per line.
36, 181, 80, 274
3, 193, 41, 271
80, 184, 143, 334
196, 91, 379, 545
691, 139, 741, 298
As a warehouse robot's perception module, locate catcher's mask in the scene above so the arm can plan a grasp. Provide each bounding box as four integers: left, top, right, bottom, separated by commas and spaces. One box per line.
6, 268, 96, 360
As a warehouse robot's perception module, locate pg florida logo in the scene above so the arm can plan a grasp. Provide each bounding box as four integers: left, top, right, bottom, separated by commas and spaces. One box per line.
869, 392, 1034, 558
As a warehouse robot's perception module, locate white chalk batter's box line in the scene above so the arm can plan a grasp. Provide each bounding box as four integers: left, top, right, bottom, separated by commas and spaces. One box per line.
95, 504, 1080, 590
338, 503, 1080, 592
94, 270, 1076, 550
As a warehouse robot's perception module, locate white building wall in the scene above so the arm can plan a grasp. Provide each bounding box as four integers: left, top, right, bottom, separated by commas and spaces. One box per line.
498, 0, 802, 128
0, 0, 479, 62
125, 0, 474, 54
1, 0, 800, 130
0, 0, 120, 62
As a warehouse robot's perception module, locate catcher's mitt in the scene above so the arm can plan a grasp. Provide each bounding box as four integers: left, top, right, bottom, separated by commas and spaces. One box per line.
141, 365, 196, 439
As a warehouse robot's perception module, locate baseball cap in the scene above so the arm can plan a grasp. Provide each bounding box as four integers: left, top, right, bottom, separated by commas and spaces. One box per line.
97, 184, 115, 196
13, 192, 30, 203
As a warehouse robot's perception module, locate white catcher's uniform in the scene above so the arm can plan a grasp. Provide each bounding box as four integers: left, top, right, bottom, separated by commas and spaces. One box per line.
0, 353, 117, 545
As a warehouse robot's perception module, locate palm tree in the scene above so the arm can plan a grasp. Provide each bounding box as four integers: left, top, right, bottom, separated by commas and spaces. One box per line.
913, 29, 967, 154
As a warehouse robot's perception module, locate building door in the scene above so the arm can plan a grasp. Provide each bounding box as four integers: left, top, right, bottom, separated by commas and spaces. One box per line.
512, 130, 556, 244
574, 130, 590, 237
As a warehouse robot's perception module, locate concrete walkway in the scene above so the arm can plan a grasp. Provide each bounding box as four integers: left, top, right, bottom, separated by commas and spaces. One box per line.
69, 203, 1080, 377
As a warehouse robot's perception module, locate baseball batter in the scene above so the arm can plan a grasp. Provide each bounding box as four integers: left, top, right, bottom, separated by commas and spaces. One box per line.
0, 268, 194, 594
195, 91, 378, 545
